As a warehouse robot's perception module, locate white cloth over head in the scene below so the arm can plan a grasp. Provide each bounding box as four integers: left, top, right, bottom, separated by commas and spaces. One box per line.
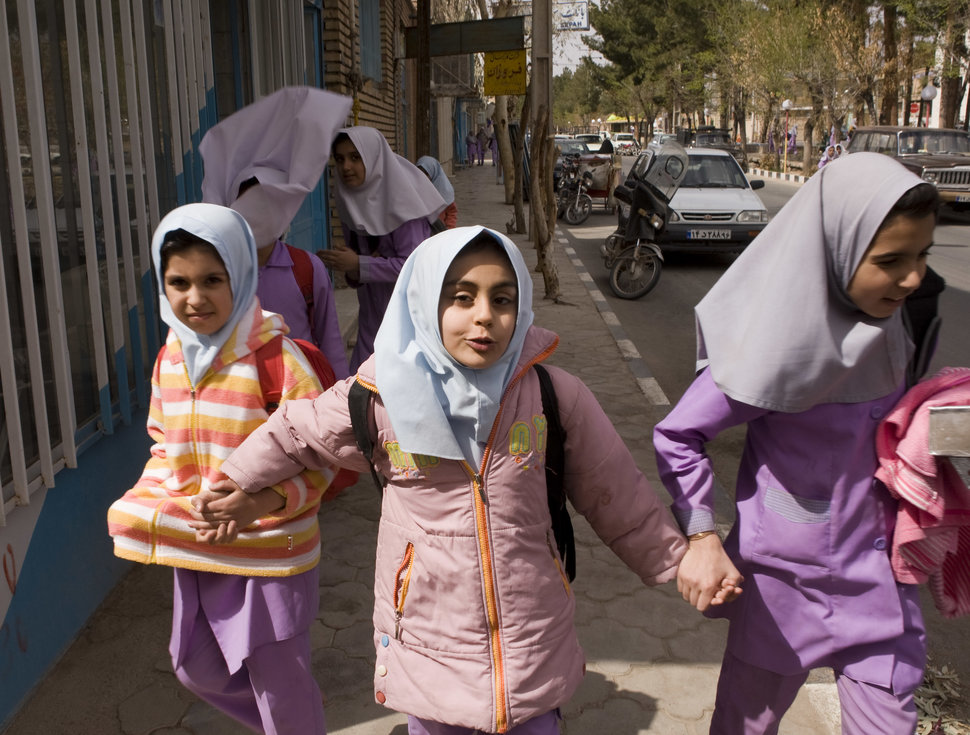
151, 203, 259, 386
199, 87, 352, 246
695, 152, 925, 413
416, 155, 456, 205
334, 126, 447, 236
373, 226, 534, 464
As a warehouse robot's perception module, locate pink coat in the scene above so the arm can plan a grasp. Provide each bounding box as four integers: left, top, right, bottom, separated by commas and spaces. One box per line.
876, 366, 970, 618
223, 326, 687, 732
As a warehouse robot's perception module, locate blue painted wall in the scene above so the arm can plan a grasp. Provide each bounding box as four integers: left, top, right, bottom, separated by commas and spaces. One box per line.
0, 409, 150, 729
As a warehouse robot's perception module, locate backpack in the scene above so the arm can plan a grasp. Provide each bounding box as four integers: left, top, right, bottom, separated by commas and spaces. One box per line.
285, 243, 316, 323
902, 265, 945, 388
347, 363, 576, 581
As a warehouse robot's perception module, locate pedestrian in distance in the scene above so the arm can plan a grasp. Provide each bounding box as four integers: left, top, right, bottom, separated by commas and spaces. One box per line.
476, 126, 488, 165
465, 131, 477, 166
213, 226, 690, 735
319, 126, 446, 372
199, 86, 352, 380
654, 152, 941, 734
107, 203, 335, 734
416, 155, 458, 229
817, 144, 837, 171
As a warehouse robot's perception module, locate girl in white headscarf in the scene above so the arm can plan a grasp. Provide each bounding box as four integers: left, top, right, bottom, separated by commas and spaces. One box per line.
654, 153, 941, 734
107, 203, 332, 734
319, 126, 446, 372
216, 226, 687, 735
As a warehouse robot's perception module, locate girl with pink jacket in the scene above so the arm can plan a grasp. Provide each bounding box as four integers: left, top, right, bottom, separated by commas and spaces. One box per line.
212, 226, 687, 734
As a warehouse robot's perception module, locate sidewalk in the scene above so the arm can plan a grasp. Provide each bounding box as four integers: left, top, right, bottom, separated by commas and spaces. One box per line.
3, 163, 838, 735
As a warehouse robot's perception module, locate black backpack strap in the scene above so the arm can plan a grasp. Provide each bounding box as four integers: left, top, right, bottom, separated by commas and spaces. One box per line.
348, 380, 386, 493
535, 364, 575, 581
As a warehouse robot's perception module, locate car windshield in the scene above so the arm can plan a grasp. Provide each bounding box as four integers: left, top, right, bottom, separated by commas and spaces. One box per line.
557, 140, 590, 155
695, 131, 733, 145
682, 155, 747, 188
897, 130, 970, 155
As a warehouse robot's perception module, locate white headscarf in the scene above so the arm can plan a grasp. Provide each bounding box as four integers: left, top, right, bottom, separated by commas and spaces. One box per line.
695, 152, 925, 413
416, 155, 455, 205
152, 204, 259, 385
333, 127, 447, 236
199, 87, 352, 245
373, 226, 534, 463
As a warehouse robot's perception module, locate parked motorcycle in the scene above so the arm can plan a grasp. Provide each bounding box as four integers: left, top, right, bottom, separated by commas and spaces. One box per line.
601, 142, 688, 299
556, 154, 594, 225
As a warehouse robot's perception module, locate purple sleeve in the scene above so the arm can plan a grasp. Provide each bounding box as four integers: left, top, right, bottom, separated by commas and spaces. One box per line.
357, 218, 431, 284
308, 255, 350, 380
653, 368, 766, 534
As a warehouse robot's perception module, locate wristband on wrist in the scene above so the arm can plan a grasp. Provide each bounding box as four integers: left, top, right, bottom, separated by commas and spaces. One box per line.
687, 530, 717, 542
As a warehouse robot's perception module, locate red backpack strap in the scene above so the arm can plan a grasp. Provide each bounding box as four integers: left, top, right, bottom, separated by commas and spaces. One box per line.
285, 243, 315, 312
255, 335, 286, 414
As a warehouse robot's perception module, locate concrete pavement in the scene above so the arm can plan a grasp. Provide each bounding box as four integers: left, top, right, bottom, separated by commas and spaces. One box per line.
3, 161, 839, 735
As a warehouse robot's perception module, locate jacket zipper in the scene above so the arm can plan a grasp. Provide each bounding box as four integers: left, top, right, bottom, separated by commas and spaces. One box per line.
393, 542, 415, 641
470, 340, 559, 734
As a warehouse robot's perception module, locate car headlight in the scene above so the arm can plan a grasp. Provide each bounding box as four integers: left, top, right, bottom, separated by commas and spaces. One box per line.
922, 171, 938, 184
737, 209, 768, 223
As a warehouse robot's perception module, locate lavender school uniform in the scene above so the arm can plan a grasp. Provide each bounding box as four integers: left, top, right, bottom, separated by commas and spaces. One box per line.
258, 239, 350, 380
654, 369, 926, 693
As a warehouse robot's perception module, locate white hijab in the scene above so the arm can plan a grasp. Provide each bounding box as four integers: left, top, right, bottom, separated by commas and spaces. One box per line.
151, 204, 259, 386
373, 226, 534, 464
199, 87, 352, 246
333, 126, 446, 236
695, 152, 925, 413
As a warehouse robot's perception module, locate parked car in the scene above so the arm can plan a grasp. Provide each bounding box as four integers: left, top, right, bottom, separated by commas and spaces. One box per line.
574, 133, 603, 147
622, 148, 768, 254
613, 132, 640, 155
846, 126, 970, 212
692, 125, 748, 171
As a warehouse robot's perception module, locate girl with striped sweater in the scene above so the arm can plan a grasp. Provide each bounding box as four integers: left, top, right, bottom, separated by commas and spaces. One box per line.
107, 203, 332, 734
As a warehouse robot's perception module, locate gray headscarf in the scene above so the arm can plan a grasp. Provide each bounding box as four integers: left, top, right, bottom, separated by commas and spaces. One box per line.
695, 152, 925, 413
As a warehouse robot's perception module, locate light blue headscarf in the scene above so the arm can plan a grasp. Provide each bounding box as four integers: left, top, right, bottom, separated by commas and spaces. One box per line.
373, 226, 534, 464
416, 155, 455, 205
151, 203, 259, 385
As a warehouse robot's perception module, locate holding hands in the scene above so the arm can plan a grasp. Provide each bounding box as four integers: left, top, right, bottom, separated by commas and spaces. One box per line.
187, 477, 284, 545
677, 533, 744, 611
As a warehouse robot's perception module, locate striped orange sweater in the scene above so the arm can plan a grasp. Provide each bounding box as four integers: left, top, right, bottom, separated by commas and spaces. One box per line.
107, 302, 333, 576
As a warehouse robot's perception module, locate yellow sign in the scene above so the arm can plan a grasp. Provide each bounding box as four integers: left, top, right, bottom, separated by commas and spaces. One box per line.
484, 50, 526, 96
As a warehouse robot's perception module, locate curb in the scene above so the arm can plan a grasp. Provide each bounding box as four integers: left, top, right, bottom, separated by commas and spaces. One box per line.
749, 166, 809, 184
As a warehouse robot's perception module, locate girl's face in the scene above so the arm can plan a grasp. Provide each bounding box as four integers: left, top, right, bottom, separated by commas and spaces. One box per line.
163, 246, 233, 335
333, 138, 366, 188
438, 247, 518, 369
847, 213, 935, 319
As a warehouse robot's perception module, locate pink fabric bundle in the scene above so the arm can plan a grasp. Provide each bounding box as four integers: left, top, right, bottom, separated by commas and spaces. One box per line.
876, 367, 970, 618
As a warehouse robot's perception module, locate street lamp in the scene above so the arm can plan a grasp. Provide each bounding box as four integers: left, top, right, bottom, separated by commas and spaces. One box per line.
920, 84, 938, 128
782, 99, 792, 173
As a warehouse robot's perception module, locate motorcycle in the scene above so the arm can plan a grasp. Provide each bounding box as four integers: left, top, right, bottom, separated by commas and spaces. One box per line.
600, 142, 688, 299
556, 154, 594, 225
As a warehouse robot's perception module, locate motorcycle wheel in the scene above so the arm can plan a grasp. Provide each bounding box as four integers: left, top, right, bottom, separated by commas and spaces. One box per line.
564, 194, 593, 225
609, 246, 662, 299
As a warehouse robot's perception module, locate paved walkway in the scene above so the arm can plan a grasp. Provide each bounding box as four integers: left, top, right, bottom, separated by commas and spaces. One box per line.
3, 162, 839, 735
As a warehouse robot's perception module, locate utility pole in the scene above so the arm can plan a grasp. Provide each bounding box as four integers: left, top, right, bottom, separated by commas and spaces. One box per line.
416, 0, 431, 158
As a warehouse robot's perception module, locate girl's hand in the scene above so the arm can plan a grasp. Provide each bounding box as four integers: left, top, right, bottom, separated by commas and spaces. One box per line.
188, 487, 285, 544
677, 533, 744, 612
317, 243, 360, 279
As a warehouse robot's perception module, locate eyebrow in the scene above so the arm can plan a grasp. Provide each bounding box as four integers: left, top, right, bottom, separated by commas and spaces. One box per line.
445, 278, 518, 291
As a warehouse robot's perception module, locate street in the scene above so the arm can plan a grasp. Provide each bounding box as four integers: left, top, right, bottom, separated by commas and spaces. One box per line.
555, 168, 970, 723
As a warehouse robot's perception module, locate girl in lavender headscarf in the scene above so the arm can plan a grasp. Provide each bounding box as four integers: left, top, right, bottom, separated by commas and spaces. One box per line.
655, 153, 941, 733
319, 127, 446, 372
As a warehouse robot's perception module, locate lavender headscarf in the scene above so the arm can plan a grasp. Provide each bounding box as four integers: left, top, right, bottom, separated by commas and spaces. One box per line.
199, 87, 352, 245
333, 127, 446, 236
695, 152, 926, 413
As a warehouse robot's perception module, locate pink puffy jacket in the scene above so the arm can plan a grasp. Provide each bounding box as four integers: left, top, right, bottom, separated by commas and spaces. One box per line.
222, 325, 687, 732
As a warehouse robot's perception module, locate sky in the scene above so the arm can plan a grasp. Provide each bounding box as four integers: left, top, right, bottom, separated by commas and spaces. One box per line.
552, 27, 605, 75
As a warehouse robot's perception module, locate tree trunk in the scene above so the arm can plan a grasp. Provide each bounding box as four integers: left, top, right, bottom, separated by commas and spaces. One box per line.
940, 7, 968, 128
529, 103, 560, 300
495, 95, 516, 203
511, 90, 530, 234
879, 3, 899, 125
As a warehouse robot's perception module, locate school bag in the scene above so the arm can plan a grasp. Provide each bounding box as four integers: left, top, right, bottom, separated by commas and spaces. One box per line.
347, 363, 576, 581
285, 243, 317, 326
902, 265, 945, 388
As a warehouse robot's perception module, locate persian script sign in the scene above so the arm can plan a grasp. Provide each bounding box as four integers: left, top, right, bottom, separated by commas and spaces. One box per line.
554, 2, 589, 30
484, 50, 526, 96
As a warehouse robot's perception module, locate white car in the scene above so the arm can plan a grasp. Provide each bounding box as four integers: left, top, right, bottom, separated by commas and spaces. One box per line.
625, 148, 768, 254
613, 133, 640, 155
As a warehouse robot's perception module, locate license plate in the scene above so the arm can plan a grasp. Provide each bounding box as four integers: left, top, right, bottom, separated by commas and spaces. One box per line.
957, 195, 970, 203
687, 229, 731, 240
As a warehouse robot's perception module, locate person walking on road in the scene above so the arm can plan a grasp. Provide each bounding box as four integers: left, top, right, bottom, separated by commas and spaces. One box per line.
655, 152, 941, 734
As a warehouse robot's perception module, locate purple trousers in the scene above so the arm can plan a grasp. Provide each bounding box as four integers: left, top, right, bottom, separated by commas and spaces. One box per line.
408, 710, 560, 735
711, 651, 917, 735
